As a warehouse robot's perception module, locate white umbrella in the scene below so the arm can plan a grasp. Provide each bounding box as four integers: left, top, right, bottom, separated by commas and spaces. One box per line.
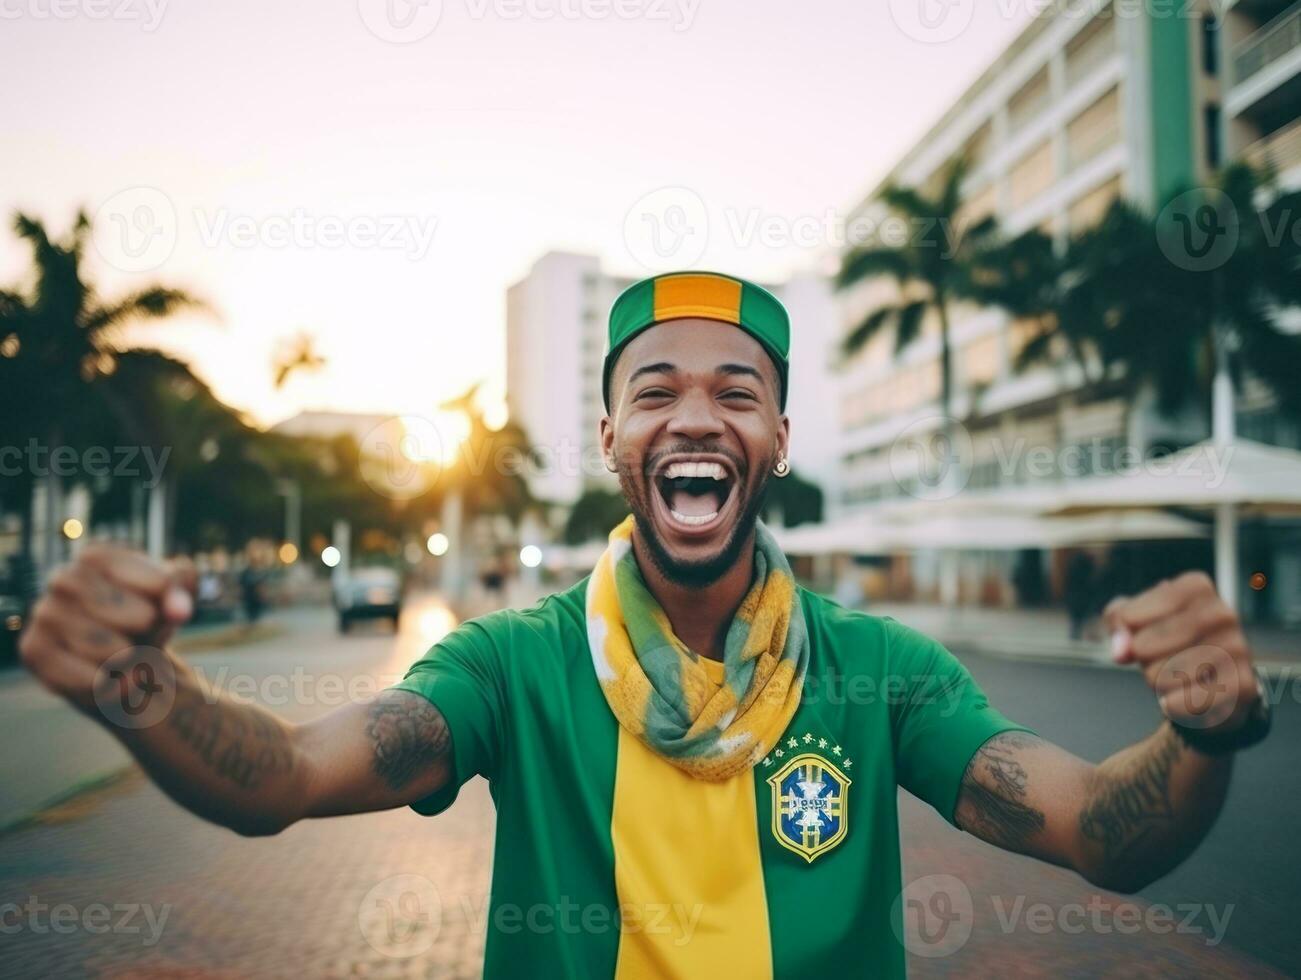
773, 508, 1205, 555
1050, 440, 1301, 516
1048, 439, 1301, 608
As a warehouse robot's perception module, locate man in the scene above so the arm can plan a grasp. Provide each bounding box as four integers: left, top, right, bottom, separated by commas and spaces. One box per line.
21, 272, 1271, 978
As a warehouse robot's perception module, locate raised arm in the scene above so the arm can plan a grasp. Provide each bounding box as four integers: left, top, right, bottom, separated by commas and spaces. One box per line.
20, 544, 454, 836
955, 572, 1264, 892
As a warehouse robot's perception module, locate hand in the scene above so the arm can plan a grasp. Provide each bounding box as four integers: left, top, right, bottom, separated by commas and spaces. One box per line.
19, 544, 196, 713
1104, 571, 1259, 735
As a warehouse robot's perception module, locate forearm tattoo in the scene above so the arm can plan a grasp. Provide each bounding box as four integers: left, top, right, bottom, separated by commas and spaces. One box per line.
958, 731, 1047, 850
169, 689, 295, 791
1078, 727, 1183, 863
365, 691, 451, 791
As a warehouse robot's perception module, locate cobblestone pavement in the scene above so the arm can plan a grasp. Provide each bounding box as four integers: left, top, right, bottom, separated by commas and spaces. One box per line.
0, 777, 1281, 979
0, 596, 1288, 978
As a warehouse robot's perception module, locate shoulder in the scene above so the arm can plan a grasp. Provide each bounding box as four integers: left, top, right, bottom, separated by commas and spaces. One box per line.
797, 588, 948, 671
446, 577, 589, 658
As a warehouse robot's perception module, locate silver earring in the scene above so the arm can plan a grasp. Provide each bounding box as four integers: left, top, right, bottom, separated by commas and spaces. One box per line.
774, 456, 790, 478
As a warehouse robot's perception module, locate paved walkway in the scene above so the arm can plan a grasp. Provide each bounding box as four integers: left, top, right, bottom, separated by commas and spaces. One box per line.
0, 770, 1281, 978
868, 601, 1300, 676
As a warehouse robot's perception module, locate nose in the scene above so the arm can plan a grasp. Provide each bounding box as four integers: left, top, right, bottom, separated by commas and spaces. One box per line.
666, 388, 725, 441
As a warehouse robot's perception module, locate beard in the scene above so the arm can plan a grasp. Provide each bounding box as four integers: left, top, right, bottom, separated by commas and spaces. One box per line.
615, 447, 772, 589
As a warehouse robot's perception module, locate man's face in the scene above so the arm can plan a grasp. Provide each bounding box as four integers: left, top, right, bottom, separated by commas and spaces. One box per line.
600, 319, 789, 587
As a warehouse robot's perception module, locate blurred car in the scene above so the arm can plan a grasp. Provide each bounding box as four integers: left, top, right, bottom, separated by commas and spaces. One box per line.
0, 593, 25, 665
334, 567, 402, 633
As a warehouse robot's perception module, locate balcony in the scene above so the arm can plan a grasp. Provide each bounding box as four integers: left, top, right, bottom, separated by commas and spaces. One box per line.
1233, 0, 1301, 85
1241, 115, 1301, 174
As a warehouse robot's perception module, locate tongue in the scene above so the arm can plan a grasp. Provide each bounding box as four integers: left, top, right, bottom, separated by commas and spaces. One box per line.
672, 488, 720, 518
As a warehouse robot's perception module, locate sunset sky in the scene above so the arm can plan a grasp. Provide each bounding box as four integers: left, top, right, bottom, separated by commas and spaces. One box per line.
1, 0, 1031, 426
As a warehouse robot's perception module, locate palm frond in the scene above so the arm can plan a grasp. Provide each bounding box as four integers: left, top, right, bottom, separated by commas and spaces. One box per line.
839, 305, 899, 360
836, 245, 912, 290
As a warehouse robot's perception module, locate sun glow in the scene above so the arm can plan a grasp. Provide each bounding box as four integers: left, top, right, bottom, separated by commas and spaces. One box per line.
399, 410, 472, 466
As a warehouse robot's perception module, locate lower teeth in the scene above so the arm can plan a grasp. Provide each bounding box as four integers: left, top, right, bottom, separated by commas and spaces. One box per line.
670, 510, 718, 526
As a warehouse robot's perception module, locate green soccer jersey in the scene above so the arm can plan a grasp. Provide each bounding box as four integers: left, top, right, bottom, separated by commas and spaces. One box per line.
394, 578, 1026, 979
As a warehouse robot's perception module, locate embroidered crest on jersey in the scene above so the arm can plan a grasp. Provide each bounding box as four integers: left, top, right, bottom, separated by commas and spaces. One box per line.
766, 746, 852, 863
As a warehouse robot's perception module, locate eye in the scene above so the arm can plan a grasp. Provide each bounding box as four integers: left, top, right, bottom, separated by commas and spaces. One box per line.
720, 388, 758, 402
634, 387, 675, 402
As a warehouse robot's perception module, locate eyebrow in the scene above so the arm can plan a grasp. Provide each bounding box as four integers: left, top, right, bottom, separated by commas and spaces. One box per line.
717, 363, 765, 382
627, 362, 677, 385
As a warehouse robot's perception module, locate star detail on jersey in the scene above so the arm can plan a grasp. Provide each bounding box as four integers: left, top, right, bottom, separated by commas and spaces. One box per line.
767, 752, 852, 863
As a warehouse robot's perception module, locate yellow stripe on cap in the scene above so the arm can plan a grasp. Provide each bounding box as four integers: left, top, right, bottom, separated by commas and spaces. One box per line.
652, 274, 743, 327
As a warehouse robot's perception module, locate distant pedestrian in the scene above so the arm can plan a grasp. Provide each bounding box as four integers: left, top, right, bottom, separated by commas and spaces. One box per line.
1064, 551, 1096, 641
239, 562, 266, 625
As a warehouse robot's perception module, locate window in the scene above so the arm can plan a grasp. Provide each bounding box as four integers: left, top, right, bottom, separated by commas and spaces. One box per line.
1201, 15, 1219, 76
1008, 68, 1052, 135
1065, 12, 1117, 87
1205, 104, 1223, 170
1009, 140, 1055, 210
963, 333, 1001, 386
1068, 176, 1123, 233
1066, 87, 1121, 171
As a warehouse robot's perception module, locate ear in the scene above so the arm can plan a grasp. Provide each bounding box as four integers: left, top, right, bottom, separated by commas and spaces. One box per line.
599, 414, 617, 473
775, 414, 791, 466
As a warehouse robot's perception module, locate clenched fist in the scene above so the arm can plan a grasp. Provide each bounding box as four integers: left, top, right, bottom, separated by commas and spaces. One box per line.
1105, 571, 1261, 735
20, 544, 196, 717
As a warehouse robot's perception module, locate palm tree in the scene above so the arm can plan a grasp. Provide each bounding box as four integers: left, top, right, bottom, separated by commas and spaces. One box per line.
272, 331, 326, 388
985, 165, 1301, 424
0, 211, 206, 583
836, 158, 1000, 434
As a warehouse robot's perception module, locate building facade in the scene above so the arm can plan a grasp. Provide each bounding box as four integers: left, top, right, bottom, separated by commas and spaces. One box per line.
835, 0, 1301, 619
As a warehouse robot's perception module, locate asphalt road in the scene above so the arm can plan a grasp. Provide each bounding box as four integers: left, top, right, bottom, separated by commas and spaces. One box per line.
953, 644, 1301, 978
0, 597, 1295, 977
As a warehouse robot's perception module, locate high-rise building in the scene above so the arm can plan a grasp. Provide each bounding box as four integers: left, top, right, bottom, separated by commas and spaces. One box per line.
506, 253, 842, 511
834, 1, 1300, 615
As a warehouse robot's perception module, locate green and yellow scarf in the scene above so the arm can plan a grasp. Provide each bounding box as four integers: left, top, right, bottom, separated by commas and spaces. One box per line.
586, 516, 809, 781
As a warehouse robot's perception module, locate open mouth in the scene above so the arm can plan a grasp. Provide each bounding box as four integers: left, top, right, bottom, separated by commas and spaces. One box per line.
651, 457, 740, 537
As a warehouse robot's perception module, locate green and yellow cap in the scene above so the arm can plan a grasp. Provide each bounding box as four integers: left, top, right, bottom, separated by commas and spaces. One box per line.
602, 271, 790, 411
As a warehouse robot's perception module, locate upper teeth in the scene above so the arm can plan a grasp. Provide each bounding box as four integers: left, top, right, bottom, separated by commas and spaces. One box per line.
665, 461, 726, 480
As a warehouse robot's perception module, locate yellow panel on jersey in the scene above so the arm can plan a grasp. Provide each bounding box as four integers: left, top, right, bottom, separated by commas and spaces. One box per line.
611, 725, 772, 980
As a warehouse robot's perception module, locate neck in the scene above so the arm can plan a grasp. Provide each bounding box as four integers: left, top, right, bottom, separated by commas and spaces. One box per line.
631, 527, 756, 661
